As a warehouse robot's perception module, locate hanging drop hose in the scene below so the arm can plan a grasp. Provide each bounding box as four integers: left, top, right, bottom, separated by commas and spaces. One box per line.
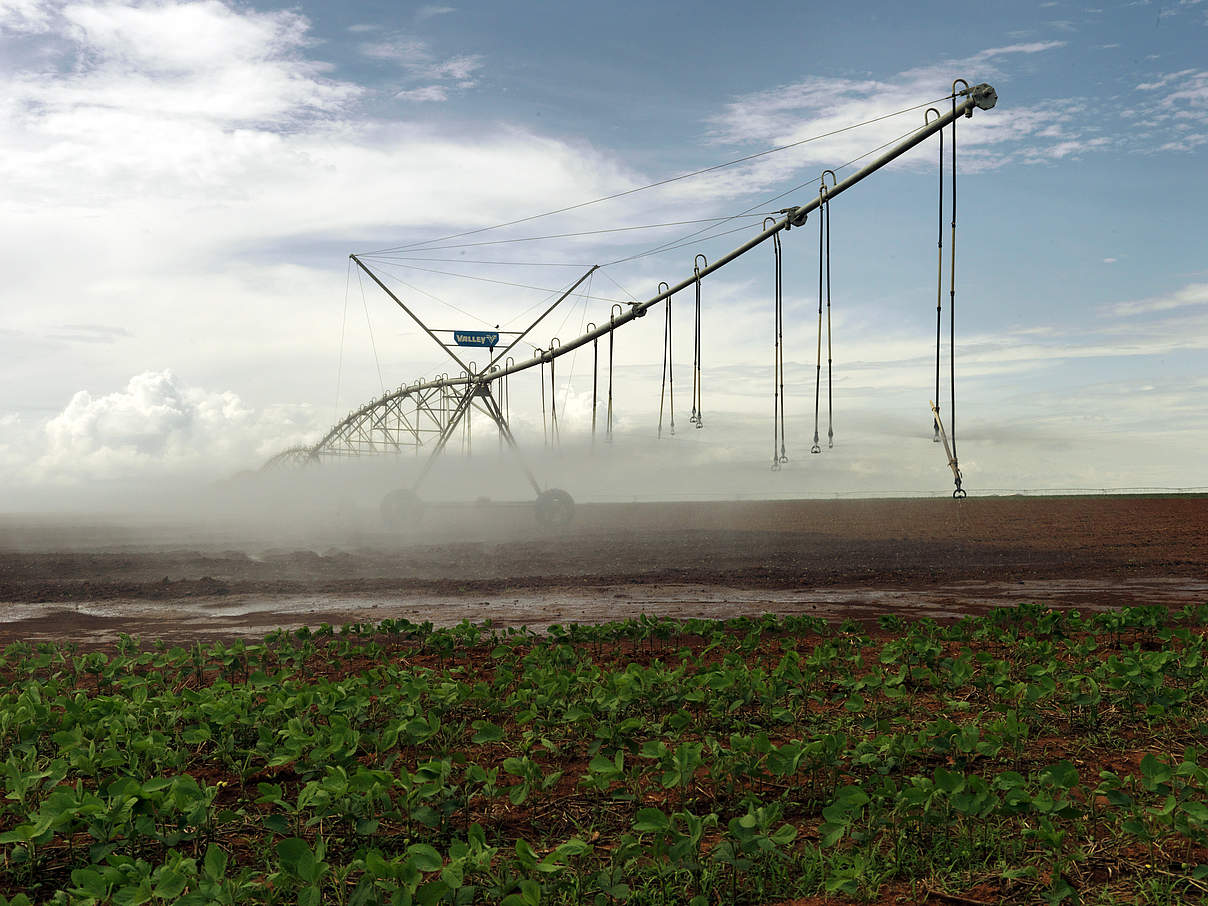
588, 323, 598, 449
504, 357, 514, 426
549, 338, 560, 448
949, 81, 965, 499
608, 304, 621, 443
927, 107, 944, 444
822, 169, 836, 449
766, 218, 785, 469
464, 365, 473, 457
811, 184, 824, 455
540, 358, 548, 448
691, 254, 707, 429
657, 282, 674, 438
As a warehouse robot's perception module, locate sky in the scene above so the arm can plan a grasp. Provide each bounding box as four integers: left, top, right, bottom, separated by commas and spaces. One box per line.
1, 0, 1206, 508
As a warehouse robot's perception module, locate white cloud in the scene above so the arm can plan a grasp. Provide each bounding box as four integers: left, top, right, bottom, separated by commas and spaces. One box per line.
416, 5, 455, 21
1107, 282, 1208, 316
976, 40, 1067, 57
359, 32, 483, 102
0, 0, 51, 31
1129, 69, 1208, 147
702, 41, 1090, 196
394, 85, 448, 103
29, 370, 322, 483
360, 35, 428, 60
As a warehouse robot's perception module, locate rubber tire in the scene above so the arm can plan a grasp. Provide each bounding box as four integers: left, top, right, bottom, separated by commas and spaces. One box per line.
380, 489, 424, 530
535, 488, 574, 528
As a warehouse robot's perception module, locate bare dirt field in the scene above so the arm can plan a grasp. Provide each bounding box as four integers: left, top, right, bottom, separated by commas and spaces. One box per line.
1, 494, 1205, 644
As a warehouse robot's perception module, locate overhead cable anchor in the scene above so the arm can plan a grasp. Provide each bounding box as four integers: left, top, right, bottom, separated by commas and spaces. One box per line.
780, 206, 808, 229
957, 81, 998, 114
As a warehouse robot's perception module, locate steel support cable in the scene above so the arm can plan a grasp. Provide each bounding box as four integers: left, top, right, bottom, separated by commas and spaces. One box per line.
357, 268, 388, 395
361, 97, 952, 256
363, 216, 778, 255
335, 258, 352, 421
599, 268, 639, 304
361, 263, 498, 329
374, 256, 595, 268
657, 282, 675, 438
556, 276, 593, 426
364, 261, 628, 306
691, 254, 707, 429
600, 118, 942, 272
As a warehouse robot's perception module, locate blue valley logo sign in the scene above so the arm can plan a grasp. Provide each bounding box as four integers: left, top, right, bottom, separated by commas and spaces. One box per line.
453, 330, 500, 348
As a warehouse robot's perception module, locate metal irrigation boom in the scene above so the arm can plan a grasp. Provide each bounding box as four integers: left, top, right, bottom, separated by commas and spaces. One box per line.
266, 83, 999, 525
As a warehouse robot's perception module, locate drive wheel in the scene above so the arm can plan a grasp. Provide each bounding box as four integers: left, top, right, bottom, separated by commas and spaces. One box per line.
535, 488, 574, 528
380, 489, 424, 529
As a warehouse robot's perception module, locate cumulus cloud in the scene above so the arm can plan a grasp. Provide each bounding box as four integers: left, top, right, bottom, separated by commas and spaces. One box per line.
0, 0, 51, 31
358, 29, 483, 102
27, 370, 322, 484
697, 40, 1096, 200
1106, 282, 1208, 317
1128, 68, 1208, 152
415, 5, 455, 21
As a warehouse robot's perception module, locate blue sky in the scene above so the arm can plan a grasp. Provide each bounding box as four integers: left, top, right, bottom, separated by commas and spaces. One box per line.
0, 0, 1205, 504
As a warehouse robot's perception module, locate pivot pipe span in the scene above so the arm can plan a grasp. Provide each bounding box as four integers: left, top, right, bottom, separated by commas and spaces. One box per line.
358, 82, 998, 388
284, 83, 997, 465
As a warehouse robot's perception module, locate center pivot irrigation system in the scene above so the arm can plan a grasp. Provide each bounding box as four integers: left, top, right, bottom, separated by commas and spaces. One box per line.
264, 81, 999, 527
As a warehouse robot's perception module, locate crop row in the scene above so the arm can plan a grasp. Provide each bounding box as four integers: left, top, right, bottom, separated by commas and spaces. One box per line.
1, 602, 1206, 904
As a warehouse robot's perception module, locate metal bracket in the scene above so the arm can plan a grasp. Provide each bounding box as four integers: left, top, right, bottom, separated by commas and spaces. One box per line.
966, 82, 998, 112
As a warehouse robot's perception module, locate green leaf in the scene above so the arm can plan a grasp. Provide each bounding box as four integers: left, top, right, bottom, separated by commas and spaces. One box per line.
70, 868, 109, 899
113, 880, 153, 906
1121, 818, 1149, 837
1041, 760, 1079, 790
500, 879, 541, 906
633, 808, 670, 833
407, 844, 443, 873
819, 821, 845, 848
203, 845, 228, 880
277, 838, 316, 880
471, 722, 504, 744
514, 839, 538, 871
769, 824, 797, 846
934, 767, 966, 794
152, 868, 188, 900
181, 727, 211, 745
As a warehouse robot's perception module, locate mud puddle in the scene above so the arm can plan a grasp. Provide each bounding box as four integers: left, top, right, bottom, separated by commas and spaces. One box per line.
3, 577, 1205, 646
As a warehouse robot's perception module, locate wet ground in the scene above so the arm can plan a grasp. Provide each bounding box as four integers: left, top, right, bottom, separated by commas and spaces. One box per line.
1, 495, 1205, 644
